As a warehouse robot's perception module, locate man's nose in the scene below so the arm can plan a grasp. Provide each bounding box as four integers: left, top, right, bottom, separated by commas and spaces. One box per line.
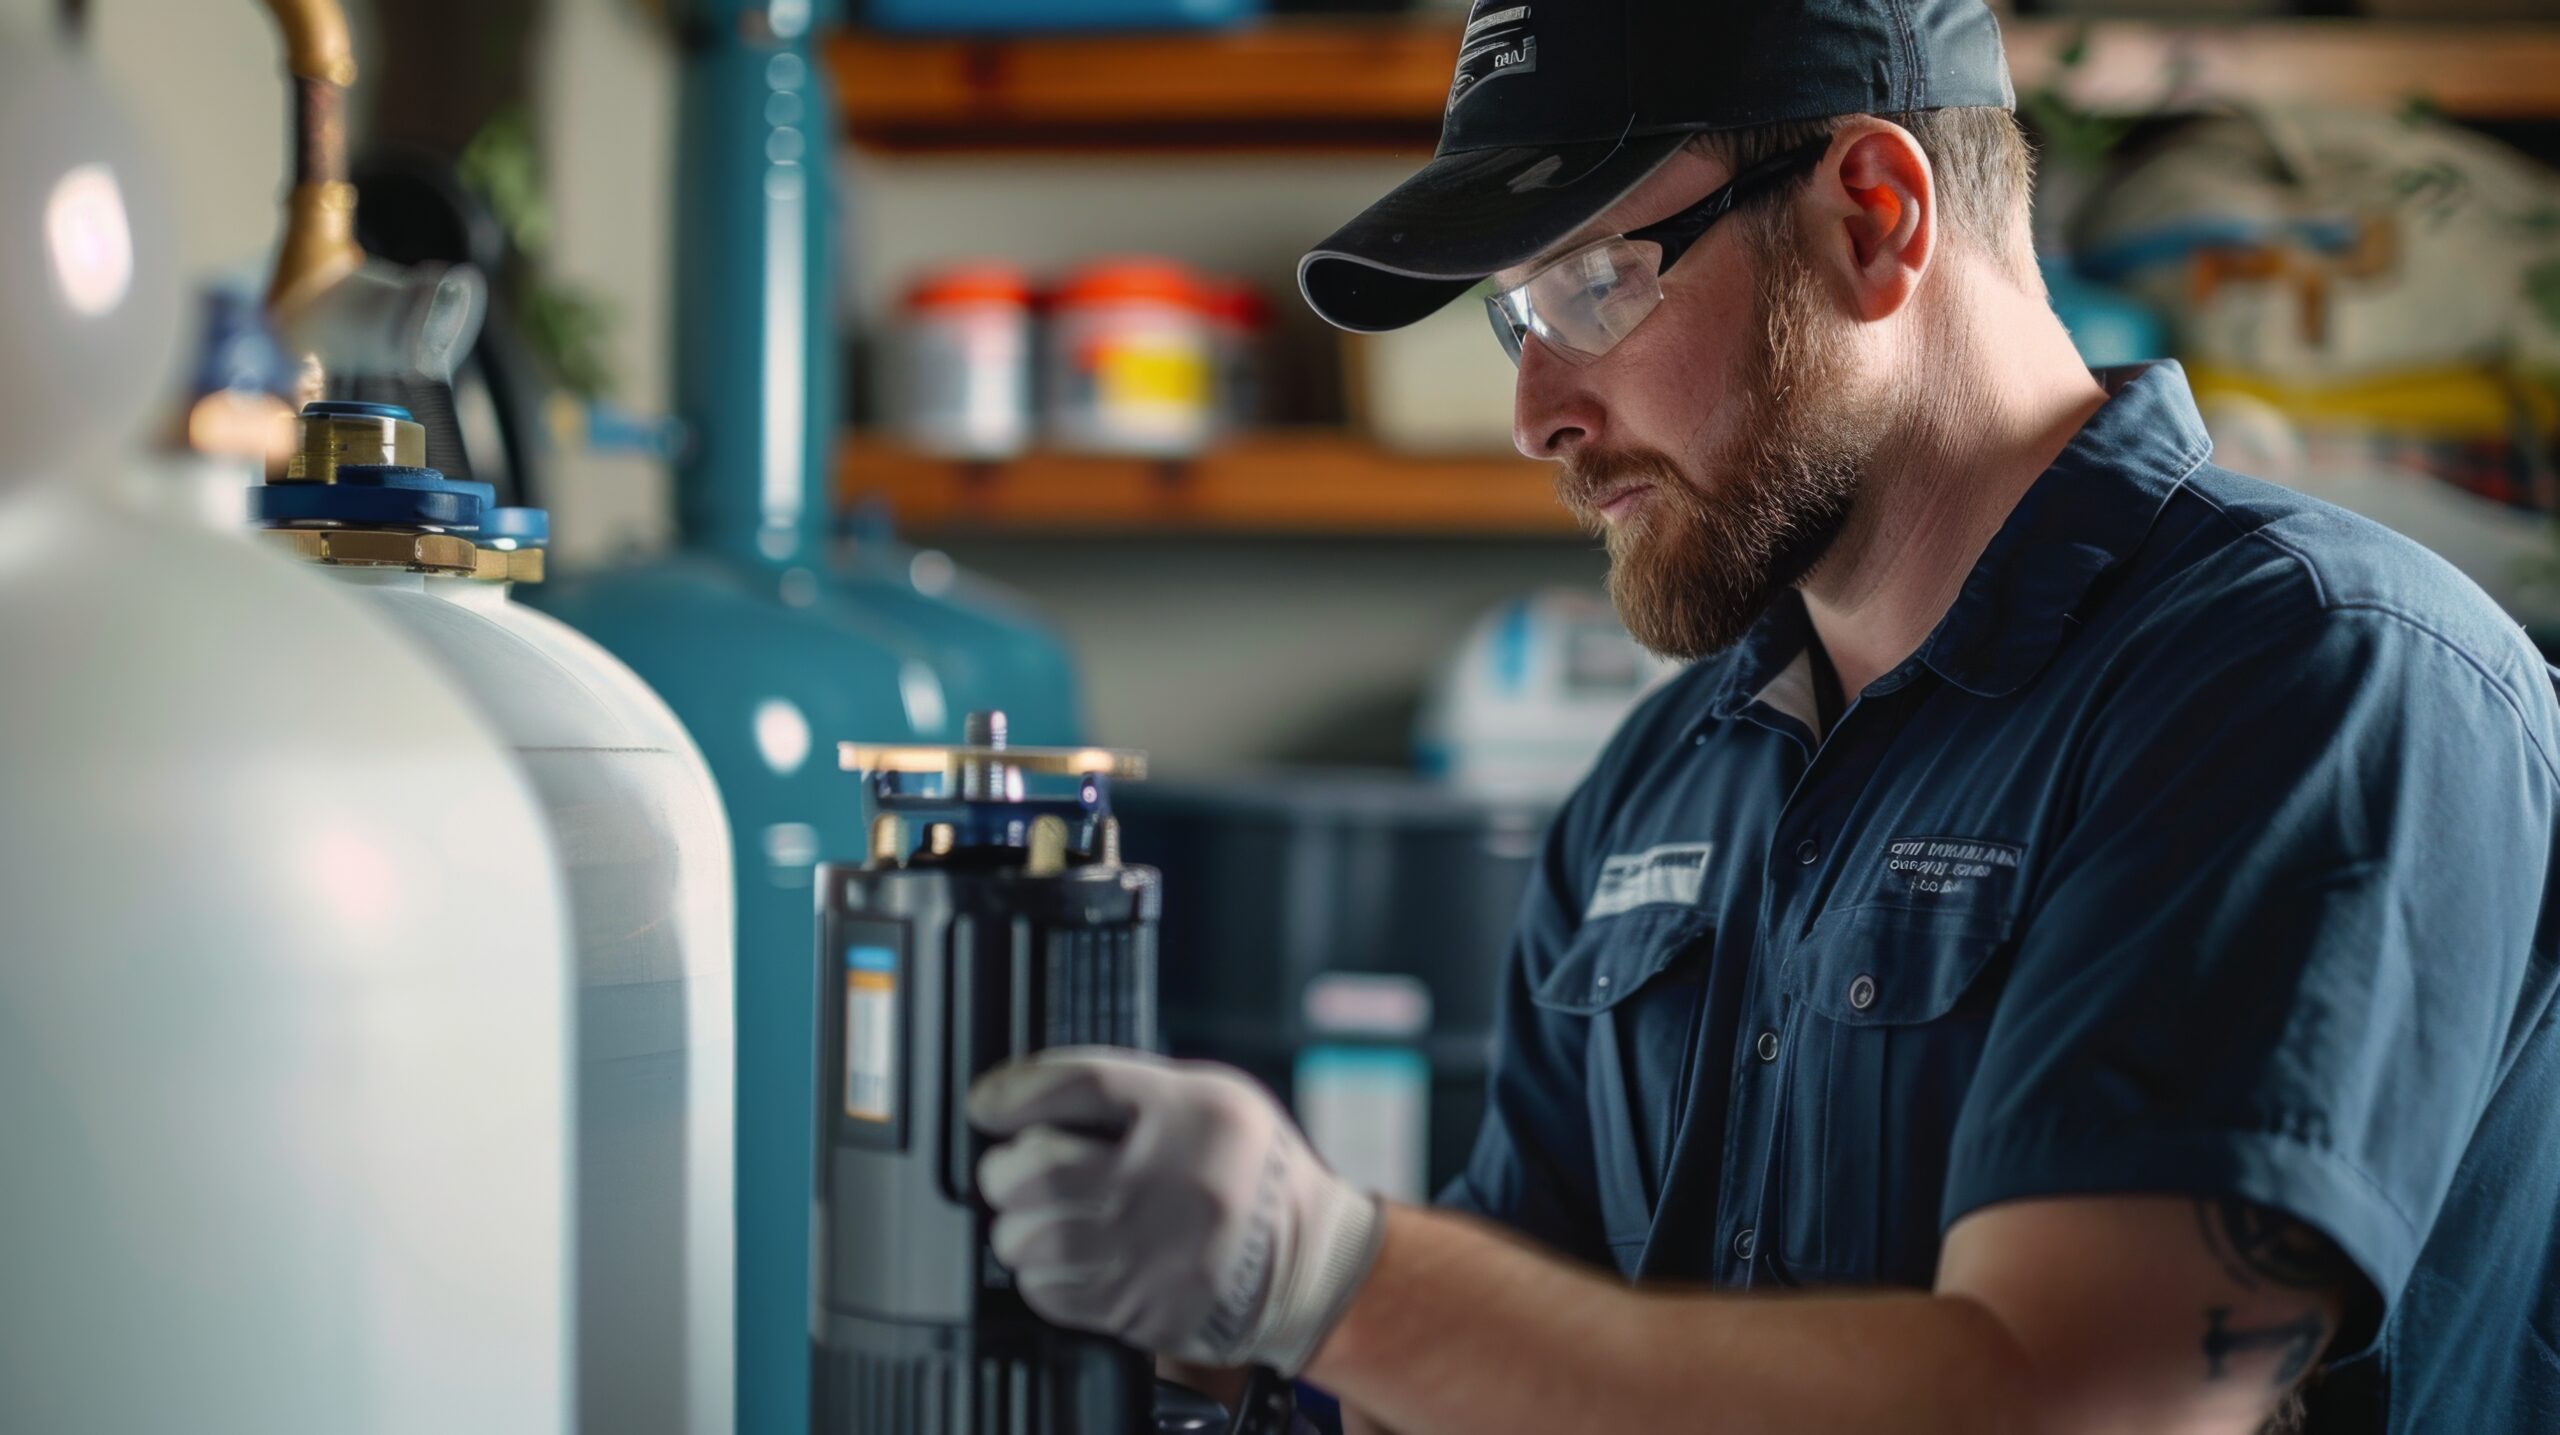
1511, 335, 1599, 462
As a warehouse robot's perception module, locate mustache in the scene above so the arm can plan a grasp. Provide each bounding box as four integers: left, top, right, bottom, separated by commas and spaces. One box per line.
1555, 449, 1686, 521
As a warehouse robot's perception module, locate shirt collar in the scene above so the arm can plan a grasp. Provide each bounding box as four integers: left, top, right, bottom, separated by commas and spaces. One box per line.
1708, 360, 2213, 721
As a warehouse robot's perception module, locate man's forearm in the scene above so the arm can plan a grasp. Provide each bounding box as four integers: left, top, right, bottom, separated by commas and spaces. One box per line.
1308, 1204, 2038, 1435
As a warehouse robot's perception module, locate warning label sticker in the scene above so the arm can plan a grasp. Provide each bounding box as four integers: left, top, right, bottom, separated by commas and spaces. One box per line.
1880, 836, 2024, 905
843, 945, 897, 1123
1448, 3, 1539, 115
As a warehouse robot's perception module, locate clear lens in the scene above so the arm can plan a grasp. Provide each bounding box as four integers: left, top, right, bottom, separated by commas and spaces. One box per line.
1485, 293, 1526, 363
1488, 236, 1666, 366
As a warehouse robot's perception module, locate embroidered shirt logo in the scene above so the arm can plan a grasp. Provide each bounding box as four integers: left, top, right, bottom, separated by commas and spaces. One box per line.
1588, 842, 1713, 919
1448, 4, 1539, 116
1882, 836, 2024, 903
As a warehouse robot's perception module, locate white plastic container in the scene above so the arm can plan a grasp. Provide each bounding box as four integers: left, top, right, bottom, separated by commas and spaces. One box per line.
0, 38, 576, 1435
1415, 588, 1681, 800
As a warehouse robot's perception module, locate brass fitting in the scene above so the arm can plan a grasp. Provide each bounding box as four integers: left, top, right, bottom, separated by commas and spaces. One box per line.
262, 527, 480, 575
265, 183, 363, 321
468, 546, 547, 584
1025, 815, 1070, 877
261, 0, 357, 88
259, 0, 365, 322
286, 406, 426, 484
868, 815, 905, 868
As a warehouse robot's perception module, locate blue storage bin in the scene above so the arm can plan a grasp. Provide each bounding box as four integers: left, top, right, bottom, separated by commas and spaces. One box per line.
866, 0, 1262, 34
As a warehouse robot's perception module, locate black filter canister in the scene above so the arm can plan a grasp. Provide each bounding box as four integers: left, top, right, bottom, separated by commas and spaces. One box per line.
812, 857, 1161, 1432
812, 713, 1248, 1435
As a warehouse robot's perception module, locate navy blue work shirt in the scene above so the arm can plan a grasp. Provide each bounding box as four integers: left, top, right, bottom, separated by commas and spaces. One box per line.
1443, 363, 2560, 1431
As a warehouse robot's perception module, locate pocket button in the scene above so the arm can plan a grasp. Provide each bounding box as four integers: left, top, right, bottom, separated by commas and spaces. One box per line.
1847, 973, 1877, 1011
1755, 1029, 1780, 1063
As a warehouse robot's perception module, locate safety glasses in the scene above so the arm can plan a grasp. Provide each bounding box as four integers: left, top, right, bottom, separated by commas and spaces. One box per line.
1485, 140, 1831, 367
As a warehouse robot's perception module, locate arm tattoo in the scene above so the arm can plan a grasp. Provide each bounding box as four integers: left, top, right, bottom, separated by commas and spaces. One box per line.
2202, 1305, 2326, 1386
2191, 1199, 2350, 1394
2192, 1197, 2345, 1292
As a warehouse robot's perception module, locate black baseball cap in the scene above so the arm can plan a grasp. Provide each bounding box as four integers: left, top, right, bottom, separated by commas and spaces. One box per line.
1298, 0, 2015, 333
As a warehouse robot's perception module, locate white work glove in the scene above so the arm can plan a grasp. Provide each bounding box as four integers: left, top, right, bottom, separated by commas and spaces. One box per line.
968, 1047, 1384, 1376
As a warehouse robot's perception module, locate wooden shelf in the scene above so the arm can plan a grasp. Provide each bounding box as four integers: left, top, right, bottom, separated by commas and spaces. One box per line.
827, 16, 2560, 151
836, 432, 1579, 538
2006, 17, 2560, 120
827, 19, 1453, 152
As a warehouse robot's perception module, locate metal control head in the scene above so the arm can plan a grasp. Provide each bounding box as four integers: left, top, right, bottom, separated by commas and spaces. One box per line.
255, 402, 495, 576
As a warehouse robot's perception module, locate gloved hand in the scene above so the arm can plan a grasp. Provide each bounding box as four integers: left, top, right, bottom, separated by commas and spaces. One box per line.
968, 1048, 1384, 1376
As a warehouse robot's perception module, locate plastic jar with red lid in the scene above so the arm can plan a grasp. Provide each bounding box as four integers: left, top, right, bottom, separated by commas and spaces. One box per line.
1044, 258, 1218, 457
892, 262, 1037, 459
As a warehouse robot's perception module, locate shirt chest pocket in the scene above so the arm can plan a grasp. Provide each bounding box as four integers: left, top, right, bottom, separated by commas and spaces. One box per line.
1528, 906, 1716, 1260
1770, 907, 2009, 1290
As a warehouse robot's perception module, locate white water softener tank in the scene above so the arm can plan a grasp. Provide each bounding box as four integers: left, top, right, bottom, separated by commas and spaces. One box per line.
0, 32, 576, 1435
442, 501, 739, 1435
257, 403, 739, 1435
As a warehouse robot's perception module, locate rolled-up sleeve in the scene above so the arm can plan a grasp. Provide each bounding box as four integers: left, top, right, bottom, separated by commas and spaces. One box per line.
1942, 603, 2560, 1356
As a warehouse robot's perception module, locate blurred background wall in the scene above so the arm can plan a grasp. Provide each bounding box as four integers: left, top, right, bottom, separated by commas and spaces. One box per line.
47, 0, 2560, 776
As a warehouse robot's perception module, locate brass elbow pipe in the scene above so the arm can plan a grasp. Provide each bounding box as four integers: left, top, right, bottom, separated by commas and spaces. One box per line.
259, 0, 364, 319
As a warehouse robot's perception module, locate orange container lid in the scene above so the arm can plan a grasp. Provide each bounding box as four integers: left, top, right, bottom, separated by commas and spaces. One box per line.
906, 263, 1036, 310
1051, 257, 1207, 312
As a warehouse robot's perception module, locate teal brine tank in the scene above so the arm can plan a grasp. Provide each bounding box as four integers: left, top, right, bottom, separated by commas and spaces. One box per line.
837, 508, 1082, 748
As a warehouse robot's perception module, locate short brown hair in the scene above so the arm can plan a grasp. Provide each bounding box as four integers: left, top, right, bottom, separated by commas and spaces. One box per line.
1687, 107, 2039, 286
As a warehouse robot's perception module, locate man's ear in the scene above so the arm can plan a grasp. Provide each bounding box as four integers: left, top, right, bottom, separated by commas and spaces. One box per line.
1798, 118, 1935, 323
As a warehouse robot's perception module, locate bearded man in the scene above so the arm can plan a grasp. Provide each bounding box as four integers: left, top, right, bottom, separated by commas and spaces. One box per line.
962, 4, 2560, 1432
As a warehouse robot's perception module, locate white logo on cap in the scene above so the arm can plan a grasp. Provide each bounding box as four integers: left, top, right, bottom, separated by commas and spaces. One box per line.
1449, 3, 1539, 116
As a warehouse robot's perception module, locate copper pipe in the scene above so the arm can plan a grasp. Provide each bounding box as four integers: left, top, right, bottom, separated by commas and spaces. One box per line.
261, 0, 356, 89
258, 0, 363, 319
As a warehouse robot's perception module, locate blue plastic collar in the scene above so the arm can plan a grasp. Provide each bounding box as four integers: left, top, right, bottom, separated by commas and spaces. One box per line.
252, 463, 497, 531
300, 400, 415, 423
479, 506, 551, 548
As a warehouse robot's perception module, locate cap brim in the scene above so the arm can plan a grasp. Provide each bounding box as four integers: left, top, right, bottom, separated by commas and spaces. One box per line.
1298, 132, 1690, 333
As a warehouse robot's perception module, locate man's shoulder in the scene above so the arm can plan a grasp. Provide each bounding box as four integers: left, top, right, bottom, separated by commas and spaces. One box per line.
2123, 461, 2552, 708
